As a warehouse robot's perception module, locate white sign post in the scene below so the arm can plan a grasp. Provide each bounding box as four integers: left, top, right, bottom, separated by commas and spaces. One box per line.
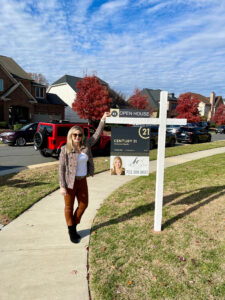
106, 91, 187, 231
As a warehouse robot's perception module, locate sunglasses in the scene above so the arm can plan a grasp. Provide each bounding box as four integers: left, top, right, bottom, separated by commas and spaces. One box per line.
73, 133, 82, 138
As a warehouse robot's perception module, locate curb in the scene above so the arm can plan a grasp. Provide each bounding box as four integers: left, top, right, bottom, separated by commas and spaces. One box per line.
0, 161, 59, 176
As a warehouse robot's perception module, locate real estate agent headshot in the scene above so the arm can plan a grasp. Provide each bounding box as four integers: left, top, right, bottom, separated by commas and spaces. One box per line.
59, 111, 110, 243
110, 156, 125, 175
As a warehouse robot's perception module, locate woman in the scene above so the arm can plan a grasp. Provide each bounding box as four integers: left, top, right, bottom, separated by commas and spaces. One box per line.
59, 112, 110, 243
110, 156, 125, 175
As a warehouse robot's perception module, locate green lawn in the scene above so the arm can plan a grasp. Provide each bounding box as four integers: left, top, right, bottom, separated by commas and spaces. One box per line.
0, 156, 110, 225
89, 153, 225, 300
0, 140, 225, 226
150, 140, 225, 161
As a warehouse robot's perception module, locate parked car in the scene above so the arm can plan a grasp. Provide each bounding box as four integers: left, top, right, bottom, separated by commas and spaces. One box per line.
186, 122, 209, 130
135, 125, 176, 150
166, 125, 181, 134
215, 125, 225, 134
176, 126, 211, 144
0, 123, 38, 146
33, 120, 111, 158
149, 125, 177, 149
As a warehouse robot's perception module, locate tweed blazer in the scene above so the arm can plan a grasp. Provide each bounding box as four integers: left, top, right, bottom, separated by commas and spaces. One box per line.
59, 120, 105, 189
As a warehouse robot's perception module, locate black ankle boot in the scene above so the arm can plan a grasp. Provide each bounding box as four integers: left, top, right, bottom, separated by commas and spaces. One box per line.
68, 225, 80, 243
72, 223, 81, 239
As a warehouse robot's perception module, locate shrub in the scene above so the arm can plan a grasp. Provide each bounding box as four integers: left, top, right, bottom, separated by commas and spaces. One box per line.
0, 121, 8, 128
13, 123, 23, 130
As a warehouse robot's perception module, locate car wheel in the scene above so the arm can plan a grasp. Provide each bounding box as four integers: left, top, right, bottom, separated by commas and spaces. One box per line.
193, 136, 199, 144
150, 139, 155, 150
168, 138, 176, 147
40, 149, 51, 157
207, 136, 211, 142
16, 137, 26, 146
34, 131, 45, 149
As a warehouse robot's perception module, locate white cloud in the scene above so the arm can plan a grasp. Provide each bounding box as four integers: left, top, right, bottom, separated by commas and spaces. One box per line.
146, 1, 171, 13
0, 0, 225, 98
100, 0, 129, 12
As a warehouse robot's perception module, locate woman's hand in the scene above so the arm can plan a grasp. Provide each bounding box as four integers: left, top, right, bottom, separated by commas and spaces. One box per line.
101, 111, 111, 121
60, 187, 68, 196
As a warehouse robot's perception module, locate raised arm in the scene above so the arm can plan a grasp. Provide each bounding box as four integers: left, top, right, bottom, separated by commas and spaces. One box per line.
88, 112, 110, 147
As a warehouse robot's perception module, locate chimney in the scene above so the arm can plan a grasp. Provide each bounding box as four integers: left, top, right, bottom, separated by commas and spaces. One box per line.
210, 91, 215, 106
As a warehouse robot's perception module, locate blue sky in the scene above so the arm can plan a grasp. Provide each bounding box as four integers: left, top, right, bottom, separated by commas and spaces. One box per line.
0, 0, 225, 98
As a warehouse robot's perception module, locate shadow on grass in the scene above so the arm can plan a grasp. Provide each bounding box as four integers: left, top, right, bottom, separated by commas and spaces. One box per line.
92, 184, 225, 232
162, 184, 225, 229
92, 202, 154, 232
4, 179, 49, 188
0, 173, 49, 188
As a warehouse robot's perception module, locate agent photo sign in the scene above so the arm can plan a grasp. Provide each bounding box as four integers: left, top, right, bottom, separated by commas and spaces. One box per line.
110, 126, 150, 176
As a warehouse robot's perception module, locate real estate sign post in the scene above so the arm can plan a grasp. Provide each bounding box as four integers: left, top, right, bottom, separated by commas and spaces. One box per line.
106, 91, 187, 232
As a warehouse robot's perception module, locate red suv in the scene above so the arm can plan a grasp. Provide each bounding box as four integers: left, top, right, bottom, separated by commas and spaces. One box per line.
33, 121, 111, 158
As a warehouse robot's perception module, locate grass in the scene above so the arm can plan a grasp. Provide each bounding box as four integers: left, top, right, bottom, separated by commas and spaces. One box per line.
0, 140, 225, 225
0, 156, 110, 225
150, 140, 225, 161
89, 153, 225, 300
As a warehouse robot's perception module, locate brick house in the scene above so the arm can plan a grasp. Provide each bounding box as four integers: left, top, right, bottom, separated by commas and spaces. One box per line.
140, 88, 178, 117
0, 55, 66, 125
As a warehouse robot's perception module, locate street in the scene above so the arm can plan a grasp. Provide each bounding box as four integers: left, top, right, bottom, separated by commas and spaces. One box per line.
0, 133, 224, 176
0, 144, 56, 175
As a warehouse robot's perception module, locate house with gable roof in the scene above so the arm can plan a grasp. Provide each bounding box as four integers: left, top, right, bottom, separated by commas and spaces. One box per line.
140, 88, 178, 118
141, 88, 223, 121
0, 55, 66, 125
47, 75, 87, 123
185, 92, 224, 121
47, 74, 110, 123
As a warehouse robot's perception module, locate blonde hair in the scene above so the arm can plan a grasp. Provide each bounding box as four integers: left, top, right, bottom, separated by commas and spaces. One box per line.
66, 126, 85, 154
111, 156, 123, 175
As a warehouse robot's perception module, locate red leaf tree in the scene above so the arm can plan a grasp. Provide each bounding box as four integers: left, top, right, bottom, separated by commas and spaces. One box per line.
72, 76, 112, 123
128, 88, 149, 109
212, 104, 225, 125
128, 88, 154, 115
176, 93, 201, 123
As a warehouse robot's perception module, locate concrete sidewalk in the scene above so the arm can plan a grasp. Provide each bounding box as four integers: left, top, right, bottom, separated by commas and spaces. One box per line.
0, 147, 225, 300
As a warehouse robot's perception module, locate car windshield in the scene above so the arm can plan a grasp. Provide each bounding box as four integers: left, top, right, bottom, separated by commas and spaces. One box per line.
19, 124, 33, 131
180, 127, 196, 132
167, 125, 180, 128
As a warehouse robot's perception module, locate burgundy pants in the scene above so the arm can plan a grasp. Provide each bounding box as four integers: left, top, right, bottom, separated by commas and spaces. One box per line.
64, 177, 88, 226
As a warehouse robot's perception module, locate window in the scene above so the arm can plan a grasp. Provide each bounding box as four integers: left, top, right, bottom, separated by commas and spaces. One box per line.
38, 124, 53, 136
171, 103, 177, 110
35, 86, 44, 98
0, 79, 3, 91
57, 127, 71, 137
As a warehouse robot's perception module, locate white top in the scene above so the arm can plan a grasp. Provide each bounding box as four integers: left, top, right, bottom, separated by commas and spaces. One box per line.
76, 153, 88, 176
